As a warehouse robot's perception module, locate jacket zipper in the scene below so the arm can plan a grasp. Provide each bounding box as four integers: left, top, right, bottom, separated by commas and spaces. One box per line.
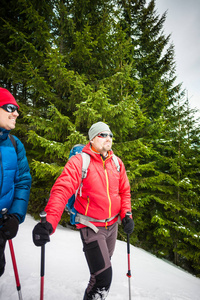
85, 196, 90, 216
102, 158, 112, 228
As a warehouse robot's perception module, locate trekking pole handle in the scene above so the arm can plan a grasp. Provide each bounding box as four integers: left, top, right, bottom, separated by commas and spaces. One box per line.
126, 211, 132, 218
40, 211, 47, 224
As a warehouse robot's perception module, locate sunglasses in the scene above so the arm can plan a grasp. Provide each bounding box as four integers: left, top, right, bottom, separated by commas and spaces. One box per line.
97, 133, 113, 138
1, 104, 19, 113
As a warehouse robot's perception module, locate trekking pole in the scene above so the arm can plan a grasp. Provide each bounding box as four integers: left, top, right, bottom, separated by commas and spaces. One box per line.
1, 208, 23, 300
40, 211, 47, 300
126, 233, 132, 300
8, 239, 23, 300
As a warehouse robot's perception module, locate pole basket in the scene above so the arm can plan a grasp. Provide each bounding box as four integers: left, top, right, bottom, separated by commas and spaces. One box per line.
127, 271, 131, 278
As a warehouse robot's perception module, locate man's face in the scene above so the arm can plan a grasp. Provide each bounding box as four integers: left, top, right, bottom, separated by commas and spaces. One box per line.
91, 131, 113, 156
0, 105, 19, 130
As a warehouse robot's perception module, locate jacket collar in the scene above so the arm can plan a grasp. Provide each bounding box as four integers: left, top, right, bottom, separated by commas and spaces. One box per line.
83, 143, 113, 161
0, 127, 10, 141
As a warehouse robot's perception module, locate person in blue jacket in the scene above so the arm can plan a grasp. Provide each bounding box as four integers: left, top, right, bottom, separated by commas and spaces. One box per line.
0, 87, 32, 276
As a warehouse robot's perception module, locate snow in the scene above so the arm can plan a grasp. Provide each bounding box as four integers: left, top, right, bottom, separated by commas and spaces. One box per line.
1, 214, 200, 300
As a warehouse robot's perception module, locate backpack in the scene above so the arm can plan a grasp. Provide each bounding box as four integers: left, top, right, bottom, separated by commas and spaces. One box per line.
66, 144, 90, 225
66, 144, 120, 232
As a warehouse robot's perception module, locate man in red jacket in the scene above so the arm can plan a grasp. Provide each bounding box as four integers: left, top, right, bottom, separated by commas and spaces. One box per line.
33, 121, 134, 300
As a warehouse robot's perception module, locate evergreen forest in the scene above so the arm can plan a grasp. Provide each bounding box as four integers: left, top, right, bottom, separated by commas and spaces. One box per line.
0, 0, 200, 276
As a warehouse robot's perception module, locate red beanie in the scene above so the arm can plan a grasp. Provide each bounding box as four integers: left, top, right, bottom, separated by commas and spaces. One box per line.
0, 87, 20, 109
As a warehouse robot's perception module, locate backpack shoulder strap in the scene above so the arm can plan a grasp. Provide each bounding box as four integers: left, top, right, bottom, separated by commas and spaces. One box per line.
112, 154, 120, 172
80, 152, 91, 179
75, 152, 90, 198
8, 134, 17, 152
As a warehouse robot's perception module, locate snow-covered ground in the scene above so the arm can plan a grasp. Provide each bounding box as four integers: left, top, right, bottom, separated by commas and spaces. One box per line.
1, 214, 200, 299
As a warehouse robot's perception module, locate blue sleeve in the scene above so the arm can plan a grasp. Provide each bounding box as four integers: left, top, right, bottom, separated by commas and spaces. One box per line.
9, 136, 32, 223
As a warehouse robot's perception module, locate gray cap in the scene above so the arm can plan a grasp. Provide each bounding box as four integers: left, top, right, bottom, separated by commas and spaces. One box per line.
88, 121, 112, 141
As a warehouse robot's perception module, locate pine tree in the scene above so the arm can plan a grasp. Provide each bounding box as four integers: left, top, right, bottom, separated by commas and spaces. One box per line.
0, 0, 53, 91
118, 0, 179, 120
134, 91, 200, 275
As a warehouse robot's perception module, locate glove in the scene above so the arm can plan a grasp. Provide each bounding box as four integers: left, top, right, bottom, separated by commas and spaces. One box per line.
32, 221, 53, 247
122, 214, 134, 234
1, 214, 19, 240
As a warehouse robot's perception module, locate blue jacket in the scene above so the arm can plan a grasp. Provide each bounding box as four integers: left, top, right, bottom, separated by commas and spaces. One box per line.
0, 127, 32, 224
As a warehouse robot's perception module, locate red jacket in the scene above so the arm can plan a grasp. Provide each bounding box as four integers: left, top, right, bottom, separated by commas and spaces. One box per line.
45, 143, 131, 232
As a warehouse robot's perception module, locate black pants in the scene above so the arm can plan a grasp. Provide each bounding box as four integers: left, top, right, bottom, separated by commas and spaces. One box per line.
0, 231, 6, 276
80, 223, 118, 300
